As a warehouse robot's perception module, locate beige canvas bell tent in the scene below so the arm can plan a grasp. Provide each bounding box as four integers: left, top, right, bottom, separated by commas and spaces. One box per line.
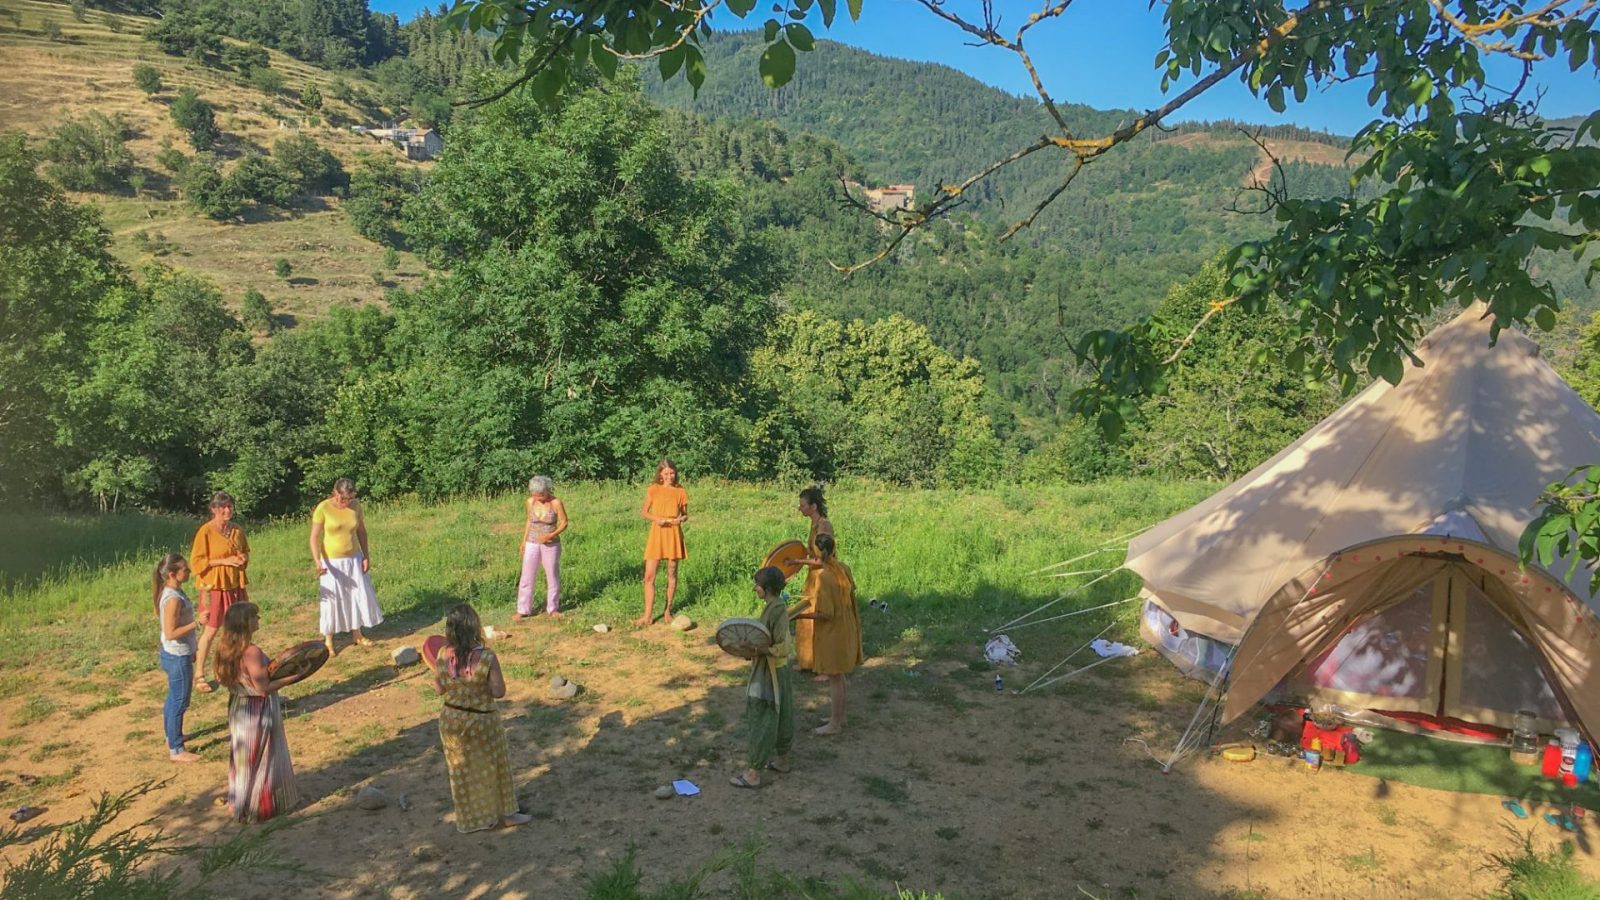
1127, 306, 1600, 740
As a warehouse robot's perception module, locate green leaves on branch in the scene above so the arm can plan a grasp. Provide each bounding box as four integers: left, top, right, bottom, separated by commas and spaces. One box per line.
1522, 466, 1600, 594
443, 0, 856, 101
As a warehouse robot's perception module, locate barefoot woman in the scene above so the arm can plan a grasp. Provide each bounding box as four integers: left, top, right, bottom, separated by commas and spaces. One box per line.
802, 533, 863, 736
637, 459, 688, 626
309, 478, 382, 655
792, 486, 833, 675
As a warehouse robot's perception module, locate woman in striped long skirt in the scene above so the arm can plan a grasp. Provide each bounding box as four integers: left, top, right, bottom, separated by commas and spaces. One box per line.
214, 602, 300, 823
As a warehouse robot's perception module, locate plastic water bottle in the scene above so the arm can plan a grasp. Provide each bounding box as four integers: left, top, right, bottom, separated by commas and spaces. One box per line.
994, 673, 1004, 692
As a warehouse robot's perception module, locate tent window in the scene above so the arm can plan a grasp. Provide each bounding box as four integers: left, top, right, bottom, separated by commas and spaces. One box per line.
1300, 583, 1436, 700
1451, 580, 1564, 722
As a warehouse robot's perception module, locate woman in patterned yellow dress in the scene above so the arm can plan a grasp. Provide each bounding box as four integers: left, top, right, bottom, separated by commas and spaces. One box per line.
433, 603, 530, 833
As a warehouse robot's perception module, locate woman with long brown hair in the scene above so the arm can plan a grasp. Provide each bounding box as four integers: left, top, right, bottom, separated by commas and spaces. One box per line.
214, 602, 300, 823
792, 485, 834, 675
433, 603, 529, 832
153, 552, 201, 763
637, 458, 688, 626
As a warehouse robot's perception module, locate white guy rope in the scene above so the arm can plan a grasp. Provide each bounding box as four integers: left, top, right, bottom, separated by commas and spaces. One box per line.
984, 568, 1125, 633
1048, 566, 1121, 579
1006, 595, 1141, 631
1030, 652, 1129, 692
1027, 523, 1156, 575
1019, 621, 1115, 694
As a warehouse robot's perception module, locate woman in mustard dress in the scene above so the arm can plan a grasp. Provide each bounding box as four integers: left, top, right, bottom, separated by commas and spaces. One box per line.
792, 486, 834, 675
796, 533, 862, 736
433, 603, 530, 833
637, 458, 688, 626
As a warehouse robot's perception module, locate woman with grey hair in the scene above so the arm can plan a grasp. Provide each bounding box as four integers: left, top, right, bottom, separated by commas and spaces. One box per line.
515, 476, 568, 619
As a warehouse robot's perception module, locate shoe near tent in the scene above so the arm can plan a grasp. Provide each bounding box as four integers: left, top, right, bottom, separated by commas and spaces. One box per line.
1125, 305, 1600, 741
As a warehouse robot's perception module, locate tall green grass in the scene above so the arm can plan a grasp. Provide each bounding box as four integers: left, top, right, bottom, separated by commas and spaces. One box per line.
0, 479, 1214, 663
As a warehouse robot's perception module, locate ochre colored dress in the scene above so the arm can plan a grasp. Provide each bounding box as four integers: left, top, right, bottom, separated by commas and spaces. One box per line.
436, 648, 518, 833
793, 519, 831, 671
806, 557, 864, 675
642, 483, 688, 561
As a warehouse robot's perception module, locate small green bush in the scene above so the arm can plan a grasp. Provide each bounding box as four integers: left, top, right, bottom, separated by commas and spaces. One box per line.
131, 63, 163, 95
41, 113, 133, 192
273, 258, 292, 279
241, 289, 273, 333
170, 88, 219, 151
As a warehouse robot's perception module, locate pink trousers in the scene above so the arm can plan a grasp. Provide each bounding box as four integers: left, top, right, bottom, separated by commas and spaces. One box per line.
516, 540, 561, 614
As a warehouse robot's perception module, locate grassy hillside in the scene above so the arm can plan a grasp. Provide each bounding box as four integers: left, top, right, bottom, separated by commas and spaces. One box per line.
0, 0, 427, 324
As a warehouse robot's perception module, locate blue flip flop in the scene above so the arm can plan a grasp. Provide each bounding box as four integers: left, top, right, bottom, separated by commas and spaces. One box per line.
1543, 811, 1578, 832
1502, 799, 1529, 819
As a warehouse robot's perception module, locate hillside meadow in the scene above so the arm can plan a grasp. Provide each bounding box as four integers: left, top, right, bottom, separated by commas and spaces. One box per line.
5, 479, 1600, 898
0, 0, 426, 322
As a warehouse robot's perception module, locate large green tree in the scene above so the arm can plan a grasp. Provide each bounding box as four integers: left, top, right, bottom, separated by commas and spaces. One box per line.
332, 81, 785, 494
0, 136, 129, 505
1128, 260, 1337, 480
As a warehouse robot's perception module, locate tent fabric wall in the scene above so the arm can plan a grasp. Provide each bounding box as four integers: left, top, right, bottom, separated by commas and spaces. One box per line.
1219, 535, 1600, 740
1123, 307, 1600, 641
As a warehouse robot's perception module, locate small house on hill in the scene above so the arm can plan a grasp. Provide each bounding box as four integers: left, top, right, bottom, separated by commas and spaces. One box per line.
845, 180, 916, 214
355, 124, 443, 161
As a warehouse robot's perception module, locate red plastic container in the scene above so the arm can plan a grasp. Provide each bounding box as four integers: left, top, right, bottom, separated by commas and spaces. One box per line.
1542, 740, 1563, 778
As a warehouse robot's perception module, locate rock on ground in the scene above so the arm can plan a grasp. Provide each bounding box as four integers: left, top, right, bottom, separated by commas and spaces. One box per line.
390, 646, 420, 667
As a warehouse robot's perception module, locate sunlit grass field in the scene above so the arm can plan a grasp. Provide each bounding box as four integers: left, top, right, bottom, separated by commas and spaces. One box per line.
0, 479, 1214, 667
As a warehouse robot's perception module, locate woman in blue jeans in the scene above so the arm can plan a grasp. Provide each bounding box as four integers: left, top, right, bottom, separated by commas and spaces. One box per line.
154, 553, 201, 763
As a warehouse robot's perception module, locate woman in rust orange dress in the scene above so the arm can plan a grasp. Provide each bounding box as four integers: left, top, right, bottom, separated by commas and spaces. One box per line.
798, 533, 862, 736
637, 458, 688, 626
792, 486, 833, 676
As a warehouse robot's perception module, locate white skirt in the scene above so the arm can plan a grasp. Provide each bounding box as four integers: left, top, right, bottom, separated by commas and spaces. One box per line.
319, 555, 383, 635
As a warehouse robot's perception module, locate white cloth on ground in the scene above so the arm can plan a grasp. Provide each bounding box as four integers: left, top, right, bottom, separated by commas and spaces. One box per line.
985, 634, 1022, 666
1091, 638, 1138, 659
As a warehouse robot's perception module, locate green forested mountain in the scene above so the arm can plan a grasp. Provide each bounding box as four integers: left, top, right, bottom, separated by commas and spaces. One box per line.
645, 33, 1359, 421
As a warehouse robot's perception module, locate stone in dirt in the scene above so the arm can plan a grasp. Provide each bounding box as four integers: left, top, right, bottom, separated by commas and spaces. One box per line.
593, 623, 611, 633
549, 675, 568, 690
670, 614, 694, 632
550, 680, 579, 700
390, 646, 420, 667
653, 785, 674, 800
356, 786, 388, 810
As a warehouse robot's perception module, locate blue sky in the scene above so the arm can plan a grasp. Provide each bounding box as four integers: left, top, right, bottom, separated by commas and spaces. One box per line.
372, 0, 1597, 135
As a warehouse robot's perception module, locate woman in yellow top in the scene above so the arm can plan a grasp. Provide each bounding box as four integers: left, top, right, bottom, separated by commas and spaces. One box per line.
189, 491, 249, 693
309, 478, 383, 656
792, 486, 833, 676
637, 458, 688, 626
793, 533, 863, 736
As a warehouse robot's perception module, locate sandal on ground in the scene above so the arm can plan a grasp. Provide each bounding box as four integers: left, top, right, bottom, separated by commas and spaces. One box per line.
1502, 799, 1529, 819
353, 637, 375, 647
1544, 811, 1578, 832
192, 679, 214, 693
766, 760, 791, 774
729, 773, 763, 789
501, 812, 533, 827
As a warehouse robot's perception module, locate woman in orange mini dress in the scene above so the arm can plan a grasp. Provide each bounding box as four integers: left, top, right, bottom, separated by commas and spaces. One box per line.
637, 458, 688, 626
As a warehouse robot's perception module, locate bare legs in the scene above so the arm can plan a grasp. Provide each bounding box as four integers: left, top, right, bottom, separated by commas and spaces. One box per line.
637, 559, 681, 626
637, 559, 660, 626
322, 628, 371, 656
193, 625, 217, 691
815, 675, 847, 736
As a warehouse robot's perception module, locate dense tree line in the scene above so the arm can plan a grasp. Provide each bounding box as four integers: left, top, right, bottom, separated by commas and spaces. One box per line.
0, 82, 1013, 513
